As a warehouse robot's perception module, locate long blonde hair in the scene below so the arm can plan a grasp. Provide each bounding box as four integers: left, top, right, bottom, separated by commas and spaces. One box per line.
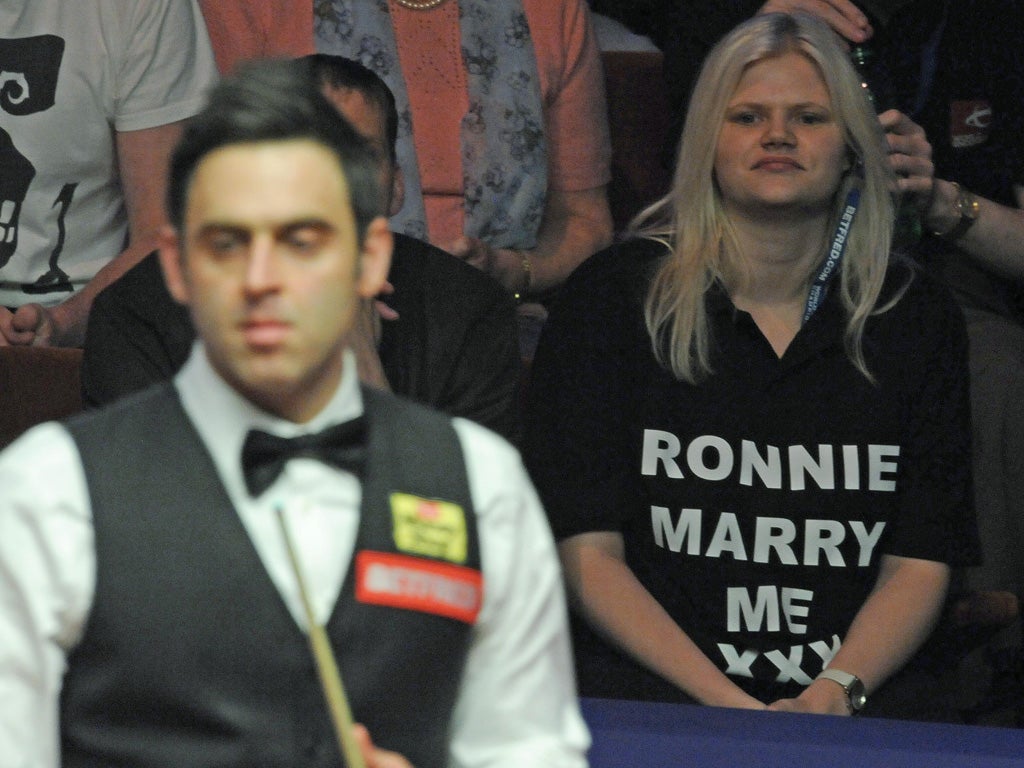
637, 13, 899, 383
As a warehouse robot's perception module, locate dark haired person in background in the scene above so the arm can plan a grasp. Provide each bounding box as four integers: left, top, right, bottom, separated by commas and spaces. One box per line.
0, 0, 216, 348
0, 60, 587, 767
82, 55, 522, 443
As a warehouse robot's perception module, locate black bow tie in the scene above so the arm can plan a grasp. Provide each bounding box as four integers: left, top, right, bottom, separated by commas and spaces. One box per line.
241, 417, 367, 498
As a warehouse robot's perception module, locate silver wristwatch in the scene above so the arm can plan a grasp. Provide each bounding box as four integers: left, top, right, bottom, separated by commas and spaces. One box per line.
816, 668, 867, 714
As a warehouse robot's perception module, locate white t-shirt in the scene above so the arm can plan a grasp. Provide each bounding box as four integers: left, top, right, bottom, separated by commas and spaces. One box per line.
0, 0, 217, 307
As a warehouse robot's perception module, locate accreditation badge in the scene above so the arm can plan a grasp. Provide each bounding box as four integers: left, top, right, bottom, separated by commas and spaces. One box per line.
390, 492, 467, 564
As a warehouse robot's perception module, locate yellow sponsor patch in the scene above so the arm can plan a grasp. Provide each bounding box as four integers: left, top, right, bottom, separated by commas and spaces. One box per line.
390, 493, 467, 564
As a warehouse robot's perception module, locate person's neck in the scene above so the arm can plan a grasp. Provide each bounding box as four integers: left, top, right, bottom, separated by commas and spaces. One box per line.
726, 214, 828, 309
724, 213, 830, 358
215, 353, 350, 428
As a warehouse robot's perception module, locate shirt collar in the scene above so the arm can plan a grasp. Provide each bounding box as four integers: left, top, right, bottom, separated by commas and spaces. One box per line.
705, 280, 734, 318
705, 278, 846, 372
174, 343, 363, 503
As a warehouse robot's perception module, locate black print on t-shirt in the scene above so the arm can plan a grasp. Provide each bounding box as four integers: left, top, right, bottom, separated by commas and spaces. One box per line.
0, 35, 75, 292
642, 428, 901, 684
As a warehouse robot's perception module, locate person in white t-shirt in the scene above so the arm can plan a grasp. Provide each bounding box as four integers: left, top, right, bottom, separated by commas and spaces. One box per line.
0, 0, 217, 346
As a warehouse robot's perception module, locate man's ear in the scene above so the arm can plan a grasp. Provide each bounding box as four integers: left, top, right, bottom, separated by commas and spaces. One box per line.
157, 225, 190, 306
356, 216, 393, 299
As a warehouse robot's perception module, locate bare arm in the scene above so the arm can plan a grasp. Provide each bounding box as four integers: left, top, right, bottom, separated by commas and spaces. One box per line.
769, 554, 949, 715
559, 531, 766, 709
445, 185, 613, 295
0, 121, 182, 348
881, 109, 1024, 283
922, 179, 1024, 282
523, 185, 613, 293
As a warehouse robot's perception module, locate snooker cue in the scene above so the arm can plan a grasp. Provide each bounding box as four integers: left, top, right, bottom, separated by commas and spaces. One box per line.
274, 506, 367, 768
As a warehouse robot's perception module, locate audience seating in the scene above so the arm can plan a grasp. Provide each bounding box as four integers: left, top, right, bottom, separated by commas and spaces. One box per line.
0, 347, 83, 450
0, 51, 669, 453
0, 49, 1018, 727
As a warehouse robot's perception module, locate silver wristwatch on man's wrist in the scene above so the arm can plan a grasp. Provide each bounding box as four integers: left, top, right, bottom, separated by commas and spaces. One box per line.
816, 668, 867, 714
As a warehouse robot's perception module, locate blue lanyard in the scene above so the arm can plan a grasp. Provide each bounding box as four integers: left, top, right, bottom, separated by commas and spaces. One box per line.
802, 183, 862, 324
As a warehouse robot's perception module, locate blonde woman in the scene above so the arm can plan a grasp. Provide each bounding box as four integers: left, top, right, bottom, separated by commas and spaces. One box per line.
525, 13, 977, 720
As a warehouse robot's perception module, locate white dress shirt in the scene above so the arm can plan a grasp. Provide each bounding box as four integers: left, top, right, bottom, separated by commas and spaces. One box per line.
0, 346, 589, 768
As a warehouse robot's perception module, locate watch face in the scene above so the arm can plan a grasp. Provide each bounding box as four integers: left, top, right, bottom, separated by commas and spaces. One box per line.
849, 679, 867, 711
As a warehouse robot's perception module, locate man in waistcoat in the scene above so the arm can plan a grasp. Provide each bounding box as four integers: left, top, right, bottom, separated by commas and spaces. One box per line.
0, 60, 588, 768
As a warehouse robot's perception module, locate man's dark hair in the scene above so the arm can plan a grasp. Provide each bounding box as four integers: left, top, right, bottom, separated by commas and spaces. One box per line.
302, 54, 399, 164
167, 59, 384, 239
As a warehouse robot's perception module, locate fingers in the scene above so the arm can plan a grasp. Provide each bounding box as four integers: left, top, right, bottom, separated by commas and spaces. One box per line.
890, 153, 934, 198
0, 304, 46, 346
758, 0, 872, 43
443, 236, 490, 270
766, 697, 820, 714
373, 298, 400, 322
354, 724, 416, 768
766, 698, 800, 713
881, 110, 932, 170
373, 278, 399, 322
0, 307, 12, 346
11, 303, 43, 332
737, 696, 770, 711
368, 748, 416, 768
441, 235, 522, 288
441, 236, 473, 259
881, 110, 934, 202
878, 109, 925, 140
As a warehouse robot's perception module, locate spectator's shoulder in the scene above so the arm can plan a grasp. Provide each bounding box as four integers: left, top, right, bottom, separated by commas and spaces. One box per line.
870, 257, 968, 361
394, 234, 511, 299
93, 252, 167, 313
0, 420, 75, 466
555, 236, 668, 308
388, 233, 516, 323
885, 256, 964, 324
85, 251, 191, 358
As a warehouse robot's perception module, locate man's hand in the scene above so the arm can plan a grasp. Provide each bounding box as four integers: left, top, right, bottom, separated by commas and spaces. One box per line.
0, 307, 20, 346
443, 235, 497, 272
354, 724, 415, 768
880, 109, 935, 212
443, 235, 525, 293
0, 303, 56, 347
758, 0, 872, 43
374, 279, 399, 322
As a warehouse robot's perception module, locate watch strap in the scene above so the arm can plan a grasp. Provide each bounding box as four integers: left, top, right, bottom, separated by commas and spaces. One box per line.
932, 182, 980, 241
816, 668, 866, 713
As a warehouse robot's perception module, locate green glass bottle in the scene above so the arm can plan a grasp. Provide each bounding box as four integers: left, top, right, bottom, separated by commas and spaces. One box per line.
850, 44, 921, 249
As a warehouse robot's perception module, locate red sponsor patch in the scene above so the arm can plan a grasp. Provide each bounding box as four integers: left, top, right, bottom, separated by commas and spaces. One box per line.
950, 99, 992, 149
355, 551, 483, 624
